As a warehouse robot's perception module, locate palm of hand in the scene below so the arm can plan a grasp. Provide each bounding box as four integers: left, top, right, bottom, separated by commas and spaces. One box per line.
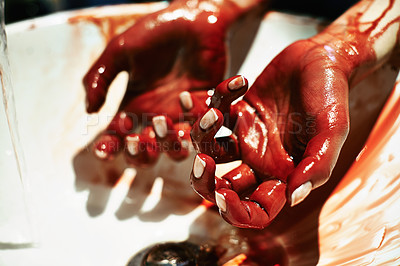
239, 39, 350, 181
231, 99, 295, 181
84, 6, 229, 122
84, 5, 232, 163
191, 40, 350, 229
120, 20, 228, 122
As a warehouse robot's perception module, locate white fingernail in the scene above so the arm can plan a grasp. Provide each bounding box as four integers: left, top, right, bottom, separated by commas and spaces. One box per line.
153, 116, 167, 138
228, 76, 245, 90
193, 155, 206, 178
200, 109, 218, 130
291, 181, 312, 207
215, 191, 226, 212
126, 135, 139, 156
94, 148, 108, 159
179, 91, 193, 110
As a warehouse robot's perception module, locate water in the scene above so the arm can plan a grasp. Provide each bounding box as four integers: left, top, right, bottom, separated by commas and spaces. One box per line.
0, 0, 34, 245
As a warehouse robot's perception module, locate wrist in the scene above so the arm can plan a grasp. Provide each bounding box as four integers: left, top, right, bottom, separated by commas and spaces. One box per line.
310, 0, 400, 85
310, 28, 375, 80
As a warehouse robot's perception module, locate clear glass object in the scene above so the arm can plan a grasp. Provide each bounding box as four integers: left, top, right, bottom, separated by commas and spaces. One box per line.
0, 0, 34, 246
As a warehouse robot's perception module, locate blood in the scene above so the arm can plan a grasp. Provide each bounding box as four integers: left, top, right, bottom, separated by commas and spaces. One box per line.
327, 0, 400, 72
72, 1, 400, 263
68, 13, 144, 42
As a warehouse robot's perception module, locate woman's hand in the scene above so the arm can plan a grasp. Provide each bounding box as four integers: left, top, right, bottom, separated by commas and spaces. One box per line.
83, 0, 250, 165
190, 39, 351, 229
189, 0, 400, 229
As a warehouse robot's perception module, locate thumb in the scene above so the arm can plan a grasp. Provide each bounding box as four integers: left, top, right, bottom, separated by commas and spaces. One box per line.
83, 36, 128, 113
287, 122, 349, 206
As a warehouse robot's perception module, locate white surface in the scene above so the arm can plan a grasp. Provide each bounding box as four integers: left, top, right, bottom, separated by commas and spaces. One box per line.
0, 11, 33, 245
0, 77, 33, 245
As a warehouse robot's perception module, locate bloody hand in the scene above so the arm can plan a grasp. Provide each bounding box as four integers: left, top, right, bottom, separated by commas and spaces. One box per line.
83, 1, 243, 165
190, 39, 352, 229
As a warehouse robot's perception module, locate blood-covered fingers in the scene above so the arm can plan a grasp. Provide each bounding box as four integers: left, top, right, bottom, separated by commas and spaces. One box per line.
93, 111, 135, 160
152, 115, 190, 161
179, 91, 194, 112
215, 189, 269, 229
179, 91, 209, 123
214, 164, 258, 195
83, 36, 128, 113
286, 99, 349, 206
210, 75, 248, 128
191, 108, 222, 152
249, 180, 287, 224
190, 154, 217, 203
287, 124, 348, 206
106, 111, 135, 138
191, 108, 239, 163
216, 179, 287, 229
213, 164, 259, 227
179, 75, 248, 125
93, 134, 122, 161
124, 126, 160, 167
190, 156, 287, 229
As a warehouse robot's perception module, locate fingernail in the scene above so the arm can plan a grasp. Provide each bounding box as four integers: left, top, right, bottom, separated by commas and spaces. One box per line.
153, 116, 168, 138
94, 147, 108, 159
193, 155, 206, 178
215, 191, 227, 212
291, 181, 312, 207
228, 76, 245, 91
126, 135, 139, 156
200, 109, 218, 130
179, 91, 193, 110
94, 135, 119, 160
